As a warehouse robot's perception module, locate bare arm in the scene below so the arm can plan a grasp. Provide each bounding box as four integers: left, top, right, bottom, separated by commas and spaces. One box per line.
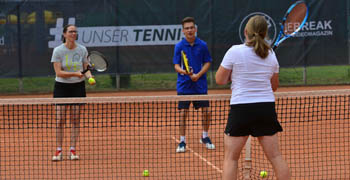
215, 65, 232, 85
190, 62, 211, 82
53, 62, 83, 78
270, 73, 279, 92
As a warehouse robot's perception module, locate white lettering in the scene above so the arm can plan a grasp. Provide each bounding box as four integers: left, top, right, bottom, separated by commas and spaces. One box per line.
301, 20, 333, 31
302, 22, 309, 31
316, 21, 324, 30
323, 20, 332, 30
295, 19, 333, 38
285, 22, 300, 34
309, 21, 316, 30
295, 30, 333, 37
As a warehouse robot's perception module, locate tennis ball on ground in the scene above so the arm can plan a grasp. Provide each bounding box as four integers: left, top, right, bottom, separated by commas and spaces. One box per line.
142, 169, 149, 177
88, 77, 96, 85
260, 170, 267, 178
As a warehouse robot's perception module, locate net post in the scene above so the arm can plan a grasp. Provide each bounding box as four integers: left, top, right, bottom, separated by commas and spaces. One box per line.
243, 136, 252, 180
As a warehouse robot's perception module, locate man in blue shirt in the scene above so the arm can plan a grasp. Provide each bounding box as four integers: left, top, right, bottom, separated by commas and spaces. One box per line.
173, 17, 215, 153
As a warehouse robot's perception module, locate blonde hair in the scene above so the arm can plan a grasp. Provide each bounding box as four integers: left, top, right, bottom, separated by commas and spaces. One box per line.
245, 15, 270, 59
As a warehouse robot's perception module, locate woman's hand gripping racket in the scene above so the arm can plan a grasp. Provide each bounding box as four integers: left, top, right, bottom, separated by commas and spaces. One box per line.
272, 0, 309, 50
82, 51, 108, 74
82, 51, 108, 85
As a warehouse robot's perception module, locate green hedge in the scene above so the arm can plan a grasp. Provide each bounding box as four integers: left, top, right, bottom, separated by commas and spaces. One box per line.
1, 65, 350, 94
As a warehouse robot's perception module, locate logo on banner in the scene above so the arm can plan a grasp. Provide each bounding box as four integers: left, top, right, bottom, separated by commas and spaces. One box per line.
49, 18, 185, 48
238, 12, 334, 42
296, 20, 333, 37
239, 12, 277, 46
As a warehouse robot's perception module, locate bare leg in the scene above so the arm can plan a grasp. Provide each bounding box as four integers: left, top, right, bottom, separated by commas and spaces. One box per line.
56, 105, 66, 148
201, 107, 211, 132
258, 134, 290, 180
70, 105, 80, 149
223, 135, 249, 180
179, 109, 188, 137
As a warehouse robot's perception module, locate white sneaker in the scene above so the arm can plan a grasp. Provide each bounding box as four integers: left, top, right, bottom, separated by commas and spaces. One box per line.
69, 150, 79, 160
52, 150, 63, 161
200, 137, 215, 150
176, 142, 186, 153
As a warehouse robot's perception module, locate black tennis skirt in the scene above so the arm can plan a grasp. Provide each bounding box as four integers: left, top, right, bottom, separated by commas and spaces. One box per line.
224, 102, 283, 137
53, 81, 86, 98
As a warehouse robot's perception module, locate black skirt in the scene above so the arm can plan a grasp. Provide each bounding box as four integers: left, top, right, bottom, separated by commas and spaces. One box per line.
53, 81, 86, 98
224, 102, 283, 137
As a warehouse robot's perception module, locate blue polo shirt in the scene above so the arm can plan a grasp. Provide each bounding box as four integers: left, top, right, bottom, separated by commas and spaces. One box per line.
173, 37, 212, 94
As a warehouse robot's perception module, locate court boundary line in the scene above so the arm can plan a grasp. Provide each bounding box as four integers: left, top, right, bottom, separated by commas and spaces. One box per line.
171, 136, 223, 174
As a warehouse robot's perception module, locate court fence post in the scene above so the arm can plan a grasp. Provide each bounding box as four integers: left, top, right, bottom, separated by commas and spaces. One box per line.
115, 73, 120, 90
16, 3, 23, 93
303, 66, 307, 85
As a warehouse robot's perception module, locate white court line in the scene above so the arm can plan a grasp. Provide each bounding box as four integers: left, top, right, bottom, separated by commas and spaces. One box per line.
171, 136, 223, 174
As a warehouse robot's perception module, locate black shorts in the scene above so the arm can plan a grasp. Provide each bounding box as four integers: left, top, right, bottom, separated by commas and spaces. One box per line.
177, 94, 209, 110
224, 102, 283, 137
53, 81, 86, 98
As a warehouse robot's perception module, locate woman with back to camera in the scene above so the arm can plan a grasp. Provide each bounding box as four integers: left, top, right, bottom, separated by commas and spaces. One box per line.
216, 15, 290, 180
51, 24, 94, 161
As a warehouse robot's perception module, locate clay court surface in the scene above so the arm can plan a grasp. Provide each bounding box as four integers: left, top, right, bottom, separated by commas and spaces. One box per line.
2, 85, 350, 98
1, 86, 350, 179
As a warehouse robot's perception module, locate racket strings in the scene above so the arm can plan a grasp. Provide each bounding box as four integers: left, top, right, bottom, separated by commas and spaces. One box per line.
283, 3, 307, 35
90, 55, 107, 71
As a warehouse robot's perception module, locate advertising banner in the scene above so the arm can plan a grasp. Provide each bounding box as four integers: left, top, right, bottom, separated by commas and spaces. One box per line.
0, 0, 348, 77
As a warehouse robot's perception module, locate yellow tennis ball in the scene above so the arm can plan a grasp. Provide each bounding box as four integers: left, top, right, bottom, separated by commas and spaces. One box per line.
142, 169, 149, 177
260, 170, 267, 178
88, 77, 96, 85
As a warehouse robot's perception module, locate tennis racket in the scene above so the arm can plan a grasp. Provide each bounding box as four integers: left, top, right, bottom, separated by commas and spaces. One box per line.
181, 50, 191, 73
272, 0, 309, 50
82, 51, 108, 74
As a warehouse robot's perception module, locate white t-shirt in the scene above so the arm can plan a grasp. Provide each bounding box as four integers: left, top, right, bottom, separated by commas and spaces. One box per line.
220, 44, 279, 105
51, 43, 88, 83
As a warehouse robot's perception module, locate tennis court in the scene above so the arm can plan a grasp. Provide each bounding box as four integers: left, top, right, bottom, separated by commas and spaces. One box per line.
0, 96, 226, 179
0, 88, 350, 179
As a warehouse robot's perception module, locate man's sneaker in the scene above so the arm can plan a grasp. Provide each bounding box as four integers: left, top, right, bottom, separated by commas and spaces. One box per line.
52, 150, 63, 161
200, 137, 215, 150
176, 141, 186, 153
69, 149, 79, 160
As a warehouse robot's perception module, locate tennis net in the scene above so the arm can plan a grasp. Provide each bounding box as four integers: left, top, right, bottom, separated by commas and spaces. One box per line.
0, 90, 349, 179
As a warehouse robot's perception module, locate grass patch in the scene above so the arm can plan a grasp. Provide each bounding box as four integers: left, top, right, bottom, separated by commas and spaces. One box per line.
279, 65, 350, 85
1, 65, 350, 94
128, 73, 177, 90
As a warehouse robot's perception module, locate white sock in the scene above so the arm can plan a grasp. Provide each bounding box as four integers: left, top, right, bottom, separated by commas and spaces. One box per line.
202, 131, 208, 138
180, 136, 186, 143
57, 147, 62, 151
